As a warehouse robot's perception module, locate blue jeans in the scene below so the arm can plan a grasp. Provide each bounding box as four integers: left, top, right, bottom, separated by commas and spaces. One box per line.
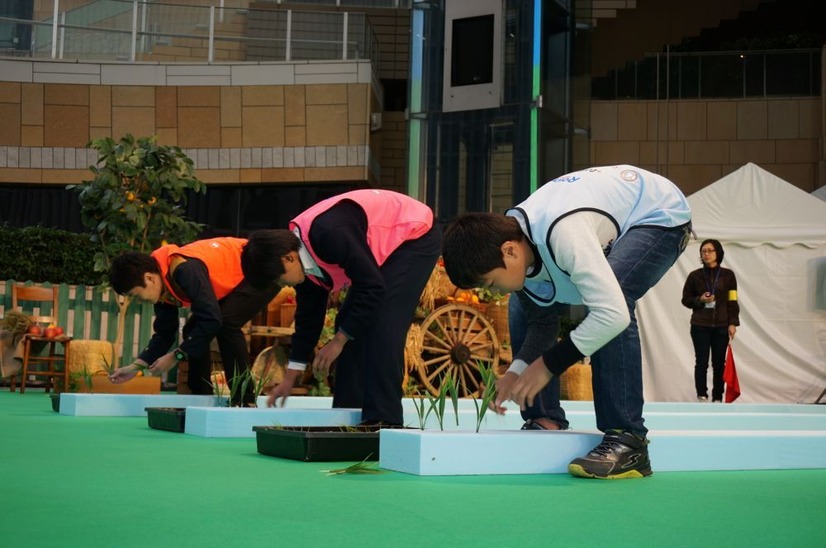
591, 223, 691, 437
508, 295, 570, 429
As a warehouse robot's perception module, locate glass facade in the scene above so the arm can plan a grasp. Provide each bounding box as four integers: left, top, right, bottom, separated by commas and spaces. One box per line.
408, 0, 588, 223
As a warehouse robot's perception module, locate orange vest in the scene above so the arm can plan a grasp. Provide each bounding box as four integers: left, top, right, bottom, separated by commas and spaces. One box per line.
151, 238, 247, 307
289, 189, 433, 292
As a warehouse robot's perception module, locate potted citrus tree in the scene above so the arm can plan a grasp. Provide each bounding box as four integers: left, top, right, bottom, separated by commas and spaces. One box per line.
67, 134, 206, 370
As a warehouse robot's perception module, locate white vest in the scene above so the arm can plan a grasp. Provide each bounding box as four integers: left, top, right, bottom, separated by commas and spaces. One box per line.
507, 165, 691, 305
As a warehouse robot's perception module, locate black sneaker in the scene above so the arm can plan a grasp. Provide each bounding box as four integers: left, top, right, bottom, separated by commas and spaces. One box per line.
568, 430, 652, 479
521, 419, 564, 431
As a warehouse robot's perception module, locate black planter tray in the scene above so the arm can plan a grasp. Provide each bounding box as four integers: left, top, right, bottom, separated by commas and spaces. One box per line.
146, 407, 187, 433
253, 425, 386, 462
51, 393, 60, 413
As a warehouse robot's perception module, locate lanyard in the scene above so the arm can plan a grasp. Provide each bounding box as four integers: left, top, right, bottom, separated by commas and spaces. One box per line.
703, 266, 721, 294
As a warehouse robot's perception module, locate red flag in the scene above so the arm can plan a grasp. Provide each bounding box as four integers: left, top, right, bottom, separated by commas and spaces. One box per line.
724, 344, 740, 403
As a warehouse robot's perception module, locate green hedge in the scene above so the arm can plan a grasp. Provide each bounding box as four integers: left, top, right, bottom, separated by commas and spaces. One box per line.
0, 225, 103, 285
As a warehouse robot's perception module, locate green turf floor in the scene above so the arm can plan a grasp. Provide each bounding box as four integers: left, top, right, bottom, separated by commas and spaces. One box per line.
2, 391, 825, 548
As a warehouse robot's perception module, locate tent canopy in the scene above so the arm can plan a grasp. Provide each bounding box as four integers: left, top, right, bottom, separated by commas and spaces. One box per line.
639, 163, 826, 404
689, 162, 826, 247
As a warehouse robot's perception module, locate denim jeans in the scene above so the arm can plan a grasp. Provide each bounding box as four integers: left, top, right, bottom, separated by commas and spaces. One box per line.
508, 295, 570, 429
591, 223, 691, 437
690, 325, 729, 400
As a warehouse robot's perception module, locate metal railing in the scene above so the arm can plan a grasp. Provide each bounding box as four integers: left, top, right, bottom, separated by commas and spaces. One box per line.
0, 0, 379, 69
592, 49, 822, 100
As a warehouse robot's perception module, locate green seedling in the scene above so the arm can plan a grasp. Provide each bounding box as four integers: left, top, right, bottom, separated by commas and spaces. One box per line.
445, 371, 460, 427
71, 364, 95, 393
100, 353, 116, 376
225, 363, 257, 407
425, 376, 449, 431
472, 361, 497, 433
322, 455, 385, 476
210, 373, 229, 407
410, 389, 433, 430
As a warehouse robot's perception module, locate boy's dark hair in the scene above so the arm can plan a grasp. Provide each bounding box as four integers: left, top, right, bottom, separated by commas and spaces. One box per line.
110, 251, 160, 295
441, 212, 524, 289
241, 229, 301, 289
700, 238, 725, 264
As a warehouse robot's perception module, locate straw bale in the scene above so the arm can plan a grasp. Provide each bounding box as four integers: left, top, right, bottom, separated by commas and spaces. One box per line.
68, 339, 114, 375
403, 324, 425, 391
1, 310, 33, 334
560, 362, 593, 400
251, 345, 288, 388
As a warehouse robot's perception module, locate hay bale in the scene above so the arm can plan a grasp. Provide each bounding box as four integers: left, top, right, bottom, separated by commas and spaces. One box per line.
485, 295, 510, 345
1, 310, 33, 334
560, 361, 593, 401
419, 265, 441, 312
251, 345, 288, 389
403, 324, 424, 392
68, 339, 114, 375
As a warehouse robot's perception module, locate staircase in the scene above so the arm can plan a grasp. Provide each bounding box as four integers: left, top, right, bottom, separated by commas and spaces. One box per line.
587, 0, 770, 76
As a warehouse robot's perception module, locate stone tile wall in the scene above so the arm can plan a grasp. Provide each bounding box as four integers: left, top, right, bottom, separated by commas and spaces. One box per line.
0, 60, 380, 186
589, 97, 823, 193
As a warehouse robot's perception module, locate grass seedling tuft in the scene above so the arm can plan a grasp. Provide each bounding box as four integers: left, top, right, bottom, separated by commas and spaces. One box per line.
472, 361, 497, 433
322, 455, 385, 476
410, 389, 433, 430
445, 371, 460, 427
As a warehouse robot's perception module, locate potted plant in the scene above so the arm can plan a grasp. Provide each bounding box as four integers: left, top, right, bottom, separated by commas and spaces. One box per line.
67, 134, 206, 367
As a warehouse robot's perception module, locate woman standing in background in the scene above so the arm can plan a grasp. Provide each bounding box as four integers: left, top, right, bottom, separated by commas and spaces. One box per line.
682, 239, 740, 402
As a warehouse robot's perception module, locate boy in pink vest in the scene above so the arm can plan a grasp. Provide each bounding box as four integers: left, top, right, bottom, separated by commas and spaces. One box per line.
242, 189, 440, 426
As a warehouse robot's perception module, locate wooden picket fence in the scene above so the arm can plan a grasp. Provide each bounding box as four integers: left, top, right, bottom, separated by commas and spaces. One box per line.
0, 280, 178, 365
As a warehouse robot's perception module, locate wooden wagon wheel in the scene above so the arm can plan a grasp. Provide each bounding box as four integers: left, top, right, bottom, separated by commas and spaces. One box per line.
415, 303, 500, 398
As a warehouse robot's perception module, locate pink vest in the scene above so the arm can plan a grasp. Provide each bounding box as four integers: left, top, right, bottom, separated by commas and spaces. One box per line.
289, 189, 433, 292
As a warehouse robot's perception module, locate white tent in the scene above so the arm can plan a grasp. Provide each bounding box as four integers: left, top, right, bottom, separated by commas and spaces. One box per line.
638, 163, 826, 403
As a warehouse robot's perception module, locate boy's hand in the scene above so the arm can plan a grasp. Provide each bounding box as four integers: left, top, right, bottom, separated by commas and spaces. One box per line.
109, 365, 139, 384
508, 360, 553, 410
267, 383, 292, 408
312, 333, 347, 377
268, 368, 302, 407
492, 372, 519, 414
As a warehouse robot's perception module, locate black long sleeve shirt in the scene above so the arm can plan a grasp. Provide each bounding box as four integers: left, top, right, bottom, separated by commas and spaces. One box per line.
138, 258, 221, 363
289, 201, 385, 364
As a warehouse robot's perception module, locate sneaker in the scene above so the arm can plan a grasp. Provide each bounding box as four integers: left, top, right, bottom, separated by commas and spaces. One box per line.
521, 418, 563, 431
697, 396, 708, 402
568, 430, 652, 479
712, 399, 722, 403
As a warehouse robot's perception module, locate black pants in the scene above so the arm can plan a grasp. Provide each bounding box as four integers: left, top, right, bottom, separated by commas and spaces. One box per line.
691, 324, 729, 400
330, 224, 441, 425
185, 279, 280, 406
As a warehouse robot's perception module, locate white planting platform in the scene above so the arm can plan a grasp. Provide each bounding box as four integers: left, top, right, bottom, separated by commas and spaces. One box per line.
379, 427, 826, 476
380, 430, 604, 475
380, 402, 826, 476
184, 407, 362, 438
59, 394, 226, 417
158, 397, 826, 438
